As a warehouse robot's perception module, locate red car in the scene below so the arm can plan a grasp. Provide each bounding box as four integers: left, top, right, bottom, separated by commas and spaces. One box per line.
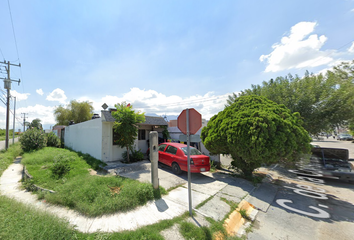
148, 142, 210, 175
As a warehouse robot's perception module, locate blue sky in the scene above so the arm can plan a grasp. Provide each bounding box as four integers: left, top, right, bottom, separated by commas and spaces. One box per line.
1, 0, 354, 130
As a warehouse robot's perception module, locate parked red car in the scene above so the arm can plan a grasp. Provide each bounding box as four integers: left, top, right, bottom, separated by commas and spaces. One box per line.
147, 142, 210, 175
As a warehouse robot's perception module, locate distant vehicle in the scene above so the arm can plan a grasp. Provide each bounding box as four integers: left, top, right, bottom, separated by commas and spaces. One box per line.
147, 142, 210, 175
337, 133, 353, 141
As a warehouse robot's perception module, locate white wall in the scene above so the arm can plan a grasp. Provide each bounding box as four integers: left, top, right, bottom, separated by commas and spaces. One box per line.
64, 118, 102, 161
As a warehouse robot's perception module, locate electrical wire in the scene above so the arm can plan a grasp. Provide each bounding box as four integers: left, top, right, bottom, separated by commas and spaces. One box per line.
7, 0, 20, 61
0, 48, 5, 61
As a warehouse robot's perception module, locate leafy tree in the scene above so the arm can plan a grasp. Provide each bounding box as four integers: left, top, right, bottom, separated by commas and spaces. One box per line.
19, 128, 46, 152
111, 102, 145, 163
29, 118, 42, 130
54, 100, 94, 126
201, 95, 311, 178
227, 61, 354, 135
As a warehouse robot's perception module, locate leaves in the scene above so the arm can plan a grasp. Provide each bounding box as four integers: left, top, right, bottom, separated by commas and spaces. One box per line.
227, 60, 354, 135
201, 95, 311, 177
111, 102, 145, 162
54, 100, 94, 126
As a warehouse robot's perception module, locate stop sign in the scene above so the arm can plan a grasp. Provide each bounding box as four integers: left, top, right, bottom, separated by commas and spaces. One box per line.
177, 108, 202, 135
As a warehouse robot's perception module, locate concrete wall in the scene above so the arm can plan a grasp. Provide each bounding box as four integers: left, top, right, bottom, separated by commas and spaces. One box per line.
64, 118, 102, 161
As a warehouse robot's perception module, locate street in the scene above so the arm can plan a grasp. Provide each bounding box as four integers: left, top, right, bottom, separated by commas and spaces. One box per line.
0, 138, 19, 150
249, 138, 354, 240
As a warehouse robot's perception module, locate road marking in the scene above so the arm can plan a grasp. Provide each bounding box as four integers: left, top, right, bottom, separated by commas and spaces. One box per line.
276, 199, 330, 219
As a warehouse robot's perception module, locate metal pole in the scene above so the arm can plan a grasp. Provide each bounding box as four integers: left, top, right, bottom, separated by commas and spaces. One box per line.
187, 108, 192, 216
5, 88, 9, 150
5, 61, 10, 150
12, 96, 16, 144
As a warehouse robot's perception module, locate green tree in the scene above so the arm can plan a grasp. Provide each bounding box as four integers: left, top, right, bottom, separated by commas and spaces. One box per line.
201, 95, 311, 178
111, 102, 145, 163
227, 61, 354, 135
29, 118, 42, 130
54, 100, 94, 126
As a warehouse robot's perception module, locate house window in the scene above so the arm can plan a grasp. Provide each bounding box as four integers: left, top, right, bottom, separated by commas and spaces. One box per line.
113, 129, 120, 145
138, 129, 146, 140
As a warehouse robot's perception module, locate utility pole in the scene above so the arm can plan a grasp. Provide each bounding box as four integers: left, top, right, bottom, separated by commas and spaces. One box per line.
12, 96, 16, 144
21, 113, 28, 132
0, 60, 21, 150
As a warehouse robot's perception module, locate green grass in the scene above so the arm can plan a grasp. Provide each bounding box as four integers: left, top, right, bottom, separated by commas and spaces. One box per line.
21, 147, 166, 216
180, 221, 212, 240
0, 144, 253, 239
0, 192, 190, 240
0, 143, 22, 176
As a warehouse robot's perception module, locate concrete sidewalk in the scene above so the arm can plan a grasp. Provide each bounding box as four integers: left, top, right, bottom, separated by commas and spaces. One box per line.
0, 158, 278, 235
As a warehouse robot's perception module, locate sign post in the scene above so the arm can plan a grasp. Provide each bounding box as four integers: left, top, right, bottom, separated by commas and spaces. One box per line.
177, 108, 202, 216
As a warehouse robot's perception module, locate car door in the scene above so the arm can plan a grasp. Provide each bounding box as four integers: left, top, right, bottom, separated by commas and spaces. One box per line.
164, 145, 178, 167
158, 144, 168, 164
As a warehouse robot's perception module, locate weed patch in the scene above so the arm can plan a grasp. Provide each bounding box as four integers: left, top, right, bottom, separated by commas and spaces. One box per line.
21, 147, 166, 216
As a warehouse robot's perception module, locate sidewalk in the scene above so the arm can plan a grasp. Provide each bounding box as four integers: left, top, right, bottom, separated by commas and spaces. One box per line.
0, 158, 278, 236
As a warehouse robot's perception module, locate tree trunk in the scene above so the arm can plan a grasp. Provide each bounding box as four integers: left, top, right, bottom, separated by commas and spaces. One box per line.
126, 145, 130, 163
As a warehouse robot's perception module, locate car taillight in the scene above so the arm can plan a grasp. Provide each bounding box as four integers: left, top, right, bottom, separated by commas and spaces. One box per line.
190, 159, 194, 165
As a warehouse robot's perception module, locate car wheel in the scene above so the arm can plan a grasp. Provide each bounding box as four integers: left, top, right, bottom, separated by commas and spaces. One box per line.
172, 162, 182, 175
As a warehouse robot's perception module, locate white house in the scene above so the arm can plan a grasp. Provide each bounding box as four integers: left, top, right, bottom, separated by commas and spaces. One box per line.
64, 110, 168, 163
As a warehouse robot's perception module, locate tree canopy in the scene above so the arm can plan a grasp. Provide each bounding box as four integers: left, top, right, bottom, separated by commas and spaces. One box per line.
29, 118, 42, 130
227, 61, 354, 135
202, 95, 311, 177
54, 100, 94, 126
111, 102, 145, 163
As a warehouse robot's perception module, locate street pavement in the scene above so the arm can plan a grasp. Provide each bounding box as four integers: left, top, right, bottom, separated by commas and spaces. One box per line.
248, 138, 354, 240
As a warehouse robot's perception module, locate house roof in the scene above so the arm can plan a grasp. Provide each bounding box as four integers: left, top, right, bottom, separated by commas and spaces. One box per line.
101, 111, 167, 126
141, 116, 168, 126
101, 111, 116, 122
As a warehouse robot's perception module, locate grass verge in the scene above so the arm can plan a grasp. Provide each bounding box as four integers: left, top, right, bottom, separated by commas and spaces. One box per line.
21, 147, 167, 216
0, 143, 22, 176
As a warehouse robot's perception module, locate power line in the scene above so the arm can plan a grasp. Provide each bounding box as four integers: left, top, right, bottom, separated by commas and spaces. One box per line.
7, 0, 20, 60
0, 48, 5, 61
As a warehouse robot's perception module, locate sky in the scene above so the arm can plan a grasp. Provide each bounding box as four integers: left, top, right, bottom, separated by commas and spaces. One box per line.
0, 0, 354, 131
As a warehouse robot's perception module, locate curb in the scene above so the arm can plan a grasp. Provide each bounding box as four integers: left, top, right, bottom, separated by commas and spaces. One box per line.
223, 199, 259, 238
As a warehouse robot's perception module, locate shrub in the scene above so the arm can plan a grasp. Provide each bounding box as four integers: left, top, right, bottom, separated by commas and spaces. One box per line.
46, 132, 60, 147
19, 128, 46, 152
50, 154, 75, 179
122, 146, 145, 163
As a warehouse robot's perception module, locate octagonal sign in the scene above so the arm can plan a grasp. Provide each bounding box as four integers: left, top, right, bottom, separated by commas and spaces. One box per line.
177, 108, 202, 135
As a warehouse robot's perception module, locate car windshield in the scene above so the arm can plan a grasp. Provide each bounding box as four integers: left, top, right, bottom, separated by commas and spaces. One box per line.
181, 147, 203, 155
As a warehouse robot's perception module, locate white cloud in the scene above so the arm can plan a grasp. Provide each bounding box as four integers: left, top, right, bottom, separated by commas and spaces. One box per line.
17, 104, 56, 126
46, 88, 67, 104
348, 42, 354, 53
36, 88, 44, 95
260, 21, 335, 72
98, 87, 232, 120
10, 90, 30, 101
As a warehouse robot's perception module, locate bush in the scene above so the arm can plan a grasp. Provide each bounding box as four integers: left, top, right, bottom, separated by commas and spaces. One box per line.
19, 128, 46, 152
122, 146, 145, 163
46, 132, 60, 147
50, 154, 74, 179
201, 95, 312, 178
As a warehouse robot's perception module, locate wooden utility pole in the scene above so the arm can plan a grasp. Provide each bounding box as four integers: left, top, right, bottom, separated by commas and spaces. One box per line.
0, 60, 21, 150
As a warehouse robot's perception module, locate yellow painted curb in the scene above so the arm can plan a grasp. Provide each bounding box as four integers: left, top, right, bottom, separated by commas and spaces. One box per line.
223, 200, 256, 236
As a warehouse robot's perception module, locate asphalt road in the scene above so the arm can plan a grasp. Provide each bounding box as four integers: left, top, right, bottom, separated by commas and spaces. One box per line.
249, 138, 354, 240
0, 138, 19, 150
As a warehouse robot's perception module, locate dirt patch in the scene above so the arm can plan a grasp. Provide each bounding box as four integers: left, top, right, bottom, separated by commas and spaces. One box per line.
88, 168, 109, 176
